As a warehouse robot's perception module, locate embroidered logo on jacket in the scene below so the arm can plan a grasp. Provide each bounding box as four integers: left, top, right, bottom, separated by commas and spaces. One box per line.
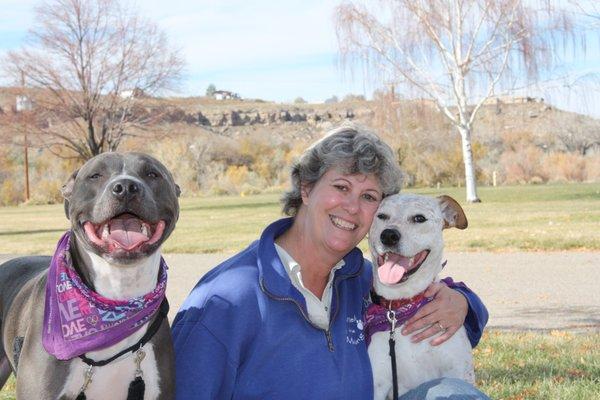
346, 315, 365, 345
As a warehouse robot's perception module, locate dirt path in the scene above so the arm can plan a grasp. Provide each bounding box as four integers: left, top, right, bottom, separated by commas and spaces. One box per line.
2, 252, 598, 332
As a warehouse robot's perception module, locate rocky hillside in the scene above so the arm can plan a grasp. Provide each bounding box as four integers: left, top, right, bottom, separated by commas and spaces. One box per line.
1, 86, 599, 153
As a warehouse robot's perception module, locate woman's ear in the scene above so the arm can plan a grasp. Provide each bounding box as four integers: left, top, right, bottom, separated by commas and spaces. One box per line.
300, 182, 312, 204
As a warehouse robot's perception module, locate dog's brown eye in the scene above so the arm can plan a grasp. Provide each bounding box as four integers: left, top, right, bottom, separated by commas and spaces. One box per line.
147, 171, 160, 179
413, 214, 427, 223
88, 173, 102, 180
377, 213, 389, 221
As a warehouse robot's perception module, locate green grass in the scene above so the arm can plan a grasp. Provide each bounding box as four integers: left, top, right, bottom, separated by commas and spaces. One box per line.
1, 183, 597, 398
0, 183, 598, 254
0, 376, 14, 400
2, 331, 598, 399
475, 331, 600, 399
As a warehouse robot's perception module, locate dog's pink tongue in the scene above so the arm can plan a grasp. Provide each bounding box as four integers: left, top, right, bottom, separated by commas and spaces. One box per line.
378, 254, 409, 285
108, 218, 148, 250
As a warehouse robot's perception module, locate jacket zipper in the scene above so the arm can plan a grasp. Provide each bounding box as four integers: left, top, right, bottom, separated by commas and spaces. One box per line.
259, 266, 362, 353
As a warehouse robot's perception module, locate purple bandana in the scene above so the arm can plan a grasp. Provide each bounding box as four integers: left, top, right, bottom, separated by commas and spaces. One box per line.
364, 275, 461, 347
364, 294, 432, 347
42, 231, 167, 360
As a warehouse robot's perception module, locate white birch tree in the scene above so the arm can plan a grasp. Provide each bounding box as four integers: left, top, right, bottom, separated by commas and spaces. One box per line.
336, 0, 571, 202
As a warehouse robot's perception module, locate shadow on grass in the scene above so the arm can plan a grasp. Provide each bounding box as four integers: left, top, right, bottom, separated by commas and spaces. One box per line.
491, 305, 600, 332
0, 229, 65, 237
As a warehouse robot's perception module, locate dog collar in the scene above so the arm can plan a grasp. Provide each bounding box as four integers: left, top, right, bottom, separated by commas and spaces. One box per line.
371, 291, 428, 310
42, 231, 168, 360
364, 290, 433, 347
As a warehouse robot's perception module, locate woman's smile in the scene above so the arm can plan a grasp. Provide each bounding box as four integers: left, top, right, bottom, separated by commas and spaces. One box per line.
329, 215, 358, 231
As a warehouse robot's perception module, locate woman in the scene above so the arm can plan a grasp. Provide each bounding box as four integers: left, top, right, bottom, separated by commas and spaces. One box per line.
172, 125, 488, 399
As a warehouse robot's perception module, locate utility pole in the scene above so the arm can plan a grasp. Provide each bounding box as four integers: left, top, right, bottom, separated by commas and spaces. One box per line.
16, 70, 31, 202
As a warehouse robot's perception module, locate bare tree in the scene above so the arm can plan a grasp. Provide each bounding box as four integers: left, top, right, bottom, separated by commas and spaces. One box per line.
569, 0, 600, 26
336, 0, 573, 202
556, 114, 600, 155
3, 0, 184, 160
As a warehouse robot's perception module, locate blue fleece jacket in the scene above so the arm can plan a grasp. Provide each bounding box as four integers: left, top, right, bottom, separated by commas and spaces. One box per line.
172, 218, 488, 400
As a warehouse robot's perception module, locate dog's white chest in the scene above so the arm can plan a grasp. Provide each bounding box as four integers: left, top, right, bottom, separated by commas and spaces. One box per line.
368, 325, 474, 399
60, 339, 161, 400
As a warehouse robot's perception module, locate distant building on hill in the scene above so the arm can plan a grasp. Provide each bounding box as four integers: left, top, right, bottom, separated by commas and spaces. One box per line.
119, 88, 148, 99
213, 90, 241, 100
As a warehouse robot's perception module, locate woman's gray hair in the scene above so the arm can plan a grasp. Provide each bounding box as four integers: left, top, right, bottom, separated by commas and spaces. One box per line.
282, 124, 402, 216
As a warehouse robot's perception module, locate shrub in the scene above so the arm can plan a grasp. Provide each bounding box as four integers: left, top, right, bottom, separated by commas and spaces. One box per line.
0, 179, 22, 206
342, 94, 366, 102
585, 155, 600, 181
542, 152, 586, 182
28, 179, 63, 205
225, 165, 250, 188
500, 146, 547, 184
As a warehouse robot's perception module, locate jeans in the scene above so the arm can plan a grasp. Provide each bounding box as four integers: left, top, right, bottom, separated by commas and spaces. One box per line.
398, 378, 491, 400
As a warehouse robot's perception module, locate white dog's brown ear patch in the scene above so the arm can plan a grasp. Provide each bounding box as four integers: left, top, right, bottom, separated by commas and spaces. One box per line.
437, 195, 468, 230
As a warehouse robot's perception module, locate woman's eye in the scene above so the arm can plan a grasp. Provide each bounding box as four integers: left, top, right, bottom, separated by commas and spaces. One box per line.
362, 193, 378, 202
334, 184, 348, 192
412, 214, 427, 223
377, 213, 389, 221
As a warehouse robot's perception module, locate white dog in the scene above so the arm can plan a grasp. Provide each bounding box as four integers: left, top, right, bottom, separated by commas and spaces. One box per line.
366, 194, 474, 399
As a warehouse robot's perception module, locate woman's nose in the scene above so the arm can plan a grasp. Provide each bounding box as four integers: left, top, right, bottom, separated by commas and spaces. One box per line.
343, 194, 360, 214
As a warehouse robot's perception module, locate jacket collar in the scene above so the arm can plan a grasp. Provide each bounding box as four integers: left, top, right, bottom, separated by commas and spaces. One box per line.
257, 217, 365, 304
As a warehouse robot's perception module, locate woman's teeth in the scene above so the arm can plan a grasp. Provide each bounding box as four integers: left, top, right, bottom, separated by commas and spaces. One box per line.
330, 215, 357, 230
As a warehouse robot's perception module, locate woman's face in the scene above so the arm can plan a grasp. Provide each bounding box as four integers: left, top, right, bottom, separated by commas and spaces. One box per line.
300, 168, 383, 257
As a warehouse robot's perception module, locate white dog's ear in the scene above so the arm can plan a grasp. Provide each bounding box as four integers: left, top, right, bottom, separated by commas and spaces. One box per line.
437, 195, 468, 230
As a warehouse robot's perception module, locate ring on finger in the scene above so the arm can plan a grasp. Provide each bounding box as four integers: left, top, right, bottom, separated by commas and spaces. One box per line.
436, 322, 446, 332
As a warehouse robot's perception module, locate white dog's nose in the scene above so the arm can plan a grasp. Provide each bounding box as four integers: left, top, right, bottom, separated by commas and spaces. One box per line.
380, 229, 400, 246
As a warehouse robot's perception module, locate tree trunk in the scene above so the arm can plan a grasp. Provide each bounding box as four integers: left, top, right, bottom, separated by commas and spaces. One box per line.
87, 119, 100, 158
458, 125, 481, 203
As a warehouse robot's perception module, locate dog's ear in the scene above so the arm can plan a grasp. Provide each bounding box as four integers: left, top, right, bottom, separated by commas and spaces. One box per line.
61, 169, 79, 219
437, 195, 468, 230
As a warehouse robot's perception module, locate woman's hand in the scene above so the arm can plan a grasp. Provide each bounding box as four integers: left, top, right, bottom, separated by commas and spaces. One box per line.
401, 282, 468, 346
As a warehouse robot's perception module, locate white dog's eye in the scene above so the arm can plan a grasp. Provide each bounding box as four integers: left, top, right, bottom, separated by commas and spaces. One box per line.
377, 213, 389, 221
412, 214, 427, 223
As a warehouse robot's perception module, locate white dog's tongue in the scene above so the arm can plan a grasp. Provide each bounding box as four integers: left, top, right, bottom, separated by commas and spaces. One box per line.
108, 217, 148, 250
378, 253, 410, 285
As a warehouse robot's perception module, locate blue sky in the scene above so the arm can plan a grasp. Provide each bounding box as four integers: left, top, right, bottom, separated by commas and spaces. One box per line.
1, 0, 599, 117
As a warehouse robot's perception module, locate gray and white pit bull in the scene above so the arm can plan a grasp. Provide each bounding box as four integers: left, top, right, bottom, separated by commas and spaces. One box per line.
0, 152, 180, 399
368, 194, 474, 399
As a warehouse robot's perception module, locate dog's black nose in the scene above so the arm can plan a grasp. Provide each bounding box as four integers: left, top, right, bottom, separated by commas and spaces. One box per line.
111, 179, 140, 199
380, 229, 400, 246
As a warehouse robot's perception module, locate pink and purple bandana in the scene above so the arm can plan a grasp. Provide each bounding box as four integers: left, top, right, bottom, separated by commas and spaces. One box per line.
364, 294, 432, 347
364, 276, 461, 347
42, 231, 167, 360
